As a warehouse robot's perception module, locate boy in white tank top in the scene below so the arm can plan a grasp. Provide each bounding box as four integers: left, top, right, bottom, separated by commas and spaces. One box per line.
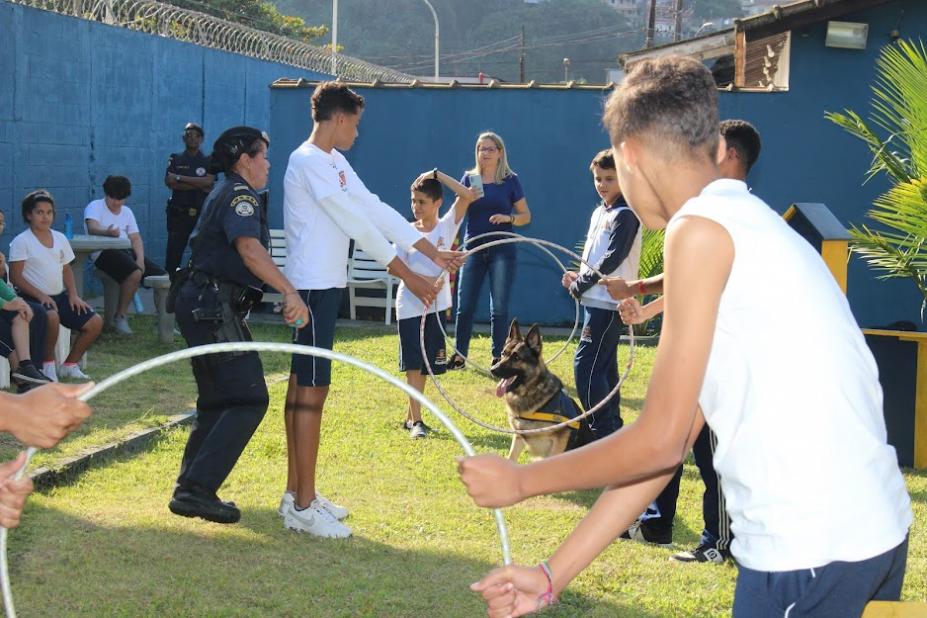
457, 55, 911, 617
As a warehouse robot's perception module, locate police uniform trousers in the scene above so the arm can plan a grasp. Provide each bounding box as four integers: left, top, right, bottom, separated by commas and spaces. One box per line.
173, 280, 268, 495
165, 206, 200, 279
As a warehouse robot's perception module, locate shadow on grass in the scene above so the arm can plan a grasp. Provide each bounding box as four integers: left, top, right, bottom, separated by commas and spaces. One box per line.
9, 504, 659, 618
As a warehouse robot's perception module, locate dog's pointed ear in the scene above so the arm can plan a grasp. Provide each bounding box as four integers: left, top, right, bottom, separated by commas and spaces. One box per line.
509, 319, 521, 341
525, 324, 542, 355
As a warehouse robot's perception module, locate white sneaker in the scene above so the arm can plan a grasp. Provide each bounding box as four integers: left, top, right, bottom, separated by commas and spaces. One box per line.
42, 362, 58, 383
58, 363, 91, 381
284, 500, 352, 538
113, 315, 133, 335
278, 491, 294, 518
315, 492, 349, 520
278, 491, 348, 520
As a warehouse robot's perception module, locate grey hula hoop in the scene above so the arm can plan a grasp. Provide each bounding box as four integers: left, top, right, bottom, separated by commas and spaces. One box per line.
421, 235, 635, 436
0, 342, 512, 618
439, 231, 581, 374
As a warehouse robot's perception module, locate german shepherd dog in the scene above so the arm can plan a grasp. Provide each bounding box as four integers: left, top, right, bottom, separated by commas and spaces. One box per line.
491, 319, 587, 461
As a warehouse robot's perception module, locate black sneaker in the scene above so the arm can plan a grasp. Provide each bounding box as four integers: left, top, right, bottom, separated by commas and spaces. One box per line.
11, 362, 52, 385
447, 354, 466, 370
619, 520, 672, 547
410, 420, 431, 439
671, 543, 731, 564
169, 486, 241, 524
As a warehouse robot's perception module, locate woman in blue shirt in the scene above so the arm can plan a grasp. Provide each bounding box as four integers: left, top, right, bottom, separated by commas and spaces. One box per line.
450, 132, 531, 368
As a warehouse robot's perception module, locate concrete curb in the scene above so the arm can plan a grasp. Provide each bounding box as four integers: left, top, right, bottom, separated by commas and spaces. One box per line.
30, 411, 195, 490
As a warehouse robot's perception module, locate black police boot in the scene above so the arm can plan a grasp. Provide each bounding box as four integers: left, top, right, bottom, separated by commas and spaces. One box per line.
169, 485, 241, 524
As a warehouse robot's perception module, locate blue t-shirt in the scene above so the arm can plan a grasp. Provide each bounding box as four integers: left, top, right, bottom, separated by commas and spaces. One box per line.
461, 173, 525, 254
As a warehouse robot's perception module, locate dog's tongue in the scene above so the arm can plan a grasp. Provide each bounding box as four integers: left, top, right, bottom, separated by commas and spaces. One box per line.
496, 377, 514, 398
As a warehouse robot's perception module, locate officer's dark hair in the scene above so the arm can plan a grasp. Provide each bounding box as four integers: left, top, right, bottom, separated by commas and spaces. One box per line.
102, 175, 132, 200
21, 189, 55, 223
589, 149, 616, 171
410, 178, 443, 202
720, 119, 762, 173
209, 126, 269, 175
311, 82, 365, 122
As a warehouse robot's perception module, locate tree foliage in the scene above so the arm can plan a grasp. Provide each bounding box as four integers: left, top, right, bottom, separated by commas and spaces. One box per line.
168, 0, 327, 43
272, 0, 639, 83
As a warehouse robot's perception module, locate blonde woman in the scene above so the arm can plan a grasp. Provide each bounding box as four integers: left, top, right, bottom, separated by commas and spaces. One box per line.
450, 132, 531, 369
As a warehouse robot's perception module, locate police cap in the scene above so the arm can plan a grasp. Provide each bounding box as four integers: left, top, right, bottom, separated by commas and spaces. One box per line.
184, 122, 204, 136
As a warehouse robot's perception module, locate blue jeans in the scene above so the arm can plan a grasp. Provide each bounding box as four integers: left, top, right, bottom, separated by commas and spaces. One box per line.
454, 248, 515, 359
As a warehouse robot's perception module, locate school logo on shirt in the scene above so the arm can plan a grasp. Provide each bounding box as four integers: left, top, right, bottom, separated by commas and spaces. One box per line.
437, 236, 445, 249
338, 171, 348, 191
196, 167, 206, 176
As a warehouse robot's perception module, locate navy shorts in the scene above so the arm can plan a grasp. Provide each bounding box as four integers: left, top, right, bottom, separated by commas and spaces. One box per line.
733, 535, 909, 617
398, 313, 447, 375
23, 292, 97, 331
291, 288, 342, 387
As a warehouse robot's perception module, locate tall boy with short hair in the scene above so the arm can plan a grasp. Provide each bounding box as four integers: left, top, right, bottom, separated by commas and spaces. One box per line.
460, 56, 911, 617
281, 82, 463, 538
561, 151, 641, 444
395, 170, 476, 439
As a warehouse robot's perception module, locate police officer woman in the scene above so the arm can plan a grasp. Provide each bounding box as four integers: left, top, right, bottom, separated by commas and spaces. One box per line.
169, 126, 309, 524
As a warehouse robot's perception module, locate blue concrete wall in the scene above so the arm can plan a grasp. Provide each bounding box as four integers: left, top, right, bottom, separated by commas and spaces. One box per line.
0, 2, 328, 269
269, 0, 927, 328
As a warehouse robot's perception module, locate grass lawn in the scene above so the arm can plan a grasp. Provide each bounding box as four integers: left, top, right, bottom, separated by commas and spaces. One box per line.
5, 318, 926, 616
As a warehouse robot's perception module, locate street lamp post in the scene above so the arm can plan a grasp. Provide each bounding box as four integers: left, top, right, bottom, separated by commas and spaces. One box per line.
420, 0, 440, 80
331, 0, 339, 76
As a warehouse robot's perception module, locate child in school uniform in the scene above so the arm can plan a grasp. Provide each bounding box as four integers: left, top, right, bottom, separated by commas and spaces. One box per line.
396, 170, 476, 438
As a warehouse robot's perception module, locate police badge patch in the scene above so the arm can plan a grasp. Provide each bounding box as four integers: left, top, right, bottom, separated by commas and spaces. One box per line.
231, 194, 258, 217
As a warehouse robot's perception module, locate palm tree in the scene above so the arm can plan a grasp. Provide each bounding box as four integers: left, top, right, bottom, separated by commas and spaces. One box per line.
825, 40, 927, 316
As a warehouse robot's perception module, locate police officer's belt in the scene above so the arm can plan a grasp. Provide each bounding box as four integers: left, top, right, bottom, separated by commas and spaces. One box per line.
190, 270, 263, 312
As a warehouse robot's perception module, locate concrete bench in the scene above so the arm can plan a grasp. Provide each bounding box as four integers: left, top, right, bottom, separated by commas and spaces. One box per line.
145, 274, 174, 343
0, 325, 76, 389
98, 271, 174, 343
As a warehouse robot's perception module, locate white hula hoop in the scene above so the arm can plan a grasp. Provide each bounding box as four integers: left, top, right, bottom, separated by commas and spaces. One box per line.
422, 236, 635, 436
0, 342, 512, 618
440, 231, 581, 373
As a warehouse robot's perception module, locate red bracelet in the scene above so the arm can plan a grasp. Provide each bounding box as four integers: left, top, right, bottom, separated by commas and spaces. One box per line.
537, 560, 555, 609
638, 280, 647, 295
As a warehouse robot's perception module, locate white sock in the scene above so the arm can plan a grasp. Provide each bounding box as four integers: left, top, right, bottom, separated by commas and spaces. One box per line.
43, 362, 57, 381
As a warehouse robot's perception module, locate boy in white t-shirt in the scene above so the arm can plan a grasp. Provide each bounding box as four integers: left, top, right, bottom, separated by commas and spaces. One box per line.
10, 190, 102, 382
459, 56, 911, 617
395, 170, 477, 439
84, 176, 166, 335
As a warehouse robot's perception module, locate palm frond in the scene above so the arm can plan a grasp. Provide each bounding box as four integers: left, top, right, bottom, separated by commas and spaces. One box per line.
828, 39, 927, 315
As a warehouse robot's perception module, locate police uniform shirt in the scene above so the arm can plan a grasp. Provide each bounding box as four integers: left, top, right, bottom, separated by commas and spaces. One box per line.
167, 150, 211, 211
191, 174, 268, 289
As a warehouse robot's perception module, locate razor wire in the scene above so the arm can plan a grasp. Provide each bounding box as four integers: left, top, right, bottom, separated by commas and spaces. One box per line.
7, 0, 414, 83
422, 235, 635, 436
0, 342, 512, 618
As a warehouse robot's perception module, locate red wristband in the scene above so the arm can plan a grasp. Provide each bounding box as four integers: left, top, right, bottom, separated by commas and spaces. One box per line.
638, 280, 647, 295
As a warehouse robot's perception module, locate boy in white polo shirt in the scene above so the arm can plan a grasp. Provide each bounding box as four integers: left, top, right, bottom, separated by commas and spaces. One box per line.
396, 170, 476, 439
280, 82, 464, 538
459, 55, 911, 617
